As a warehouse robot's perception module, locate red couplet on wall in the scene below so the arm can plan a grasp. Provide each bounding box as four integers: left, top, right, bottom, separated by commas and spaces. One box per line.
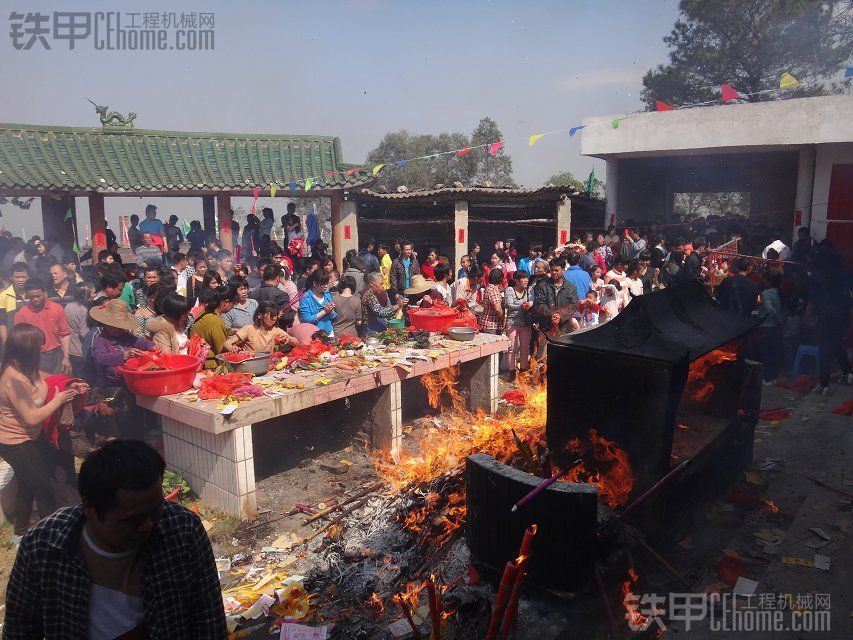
560, 230, 568, 244
344, 225, 351, 240
794, 209, 802, 226
458, 228, 465, 244
609, 214, 615, 227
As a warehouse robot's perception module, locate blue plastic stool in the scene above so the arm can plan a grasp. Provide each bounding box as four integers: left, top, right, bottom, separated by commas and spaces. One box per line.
791, 345, 820, 378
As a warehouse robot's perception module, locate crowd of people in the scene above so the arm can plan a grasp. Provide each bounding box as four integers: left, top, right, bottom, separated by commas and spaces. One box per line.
0, 203, 848, 546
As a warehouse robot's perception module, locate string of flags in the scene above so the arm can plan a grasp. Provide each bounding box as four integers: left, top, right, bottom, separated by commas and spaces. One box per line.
247, 69, 825, 196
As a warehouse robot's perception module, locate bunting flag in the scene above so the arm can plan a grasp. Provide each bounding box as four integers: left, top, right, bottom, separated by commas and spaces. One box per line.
721, 84, 745, 102
346, 168, 361, 175
304, 177, 313, 191
568, 126, 585, 137
780, 71, 800, 87
457, 147, 473, 156
289, 181, 297, 194
611, 118, 625, 129
528, 134, 544, 146
845, 67, 853, 78
21, 228, 26, 241
585, 167, 595, 194
395, 159, 409, 168
655, 100, 675, 111
270, 184, 277, 198
372, 164, 385, 176
72, 240, 79, 253
252, 187, 260, 199
182, 219, 191, 235
64, 208, 73, 222
489, 141, 505, 155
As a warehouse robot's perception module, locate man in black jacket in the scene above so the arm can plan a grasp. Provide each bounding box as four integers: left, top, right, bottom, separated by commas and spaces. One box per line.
389, 240, 420, 297
533, 257, 579, 336
717, 257, 759, 318
679, 236, 707, 283
249, 263, 294, 325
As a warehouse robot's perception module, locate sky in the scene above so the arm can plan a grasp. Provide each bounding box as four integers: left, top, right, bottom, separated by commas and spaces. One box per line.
0, 0, 681, 237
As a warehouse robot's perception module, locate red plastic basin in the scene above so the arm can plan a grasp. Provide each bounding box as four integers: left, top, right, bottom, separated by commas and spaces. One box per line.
118, 354, 202, 396
407, 307, 457, 333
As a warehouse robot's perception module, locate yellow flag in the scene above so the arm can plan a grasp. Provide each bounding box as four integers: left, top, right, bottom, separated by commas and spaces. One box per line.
270, 184, 277, 198
780, 72, 799, 88
528, 134, 544, 146
372, 164, 385, 176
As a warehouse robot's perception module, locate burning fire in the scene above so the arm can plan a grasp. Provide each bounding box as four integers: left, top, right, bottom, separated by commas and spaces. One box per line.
562, 429, 634, 508
374, 365, 634, 545
622, 567, 649, 628
763, 498, 780, 513
686, 343, 738, 403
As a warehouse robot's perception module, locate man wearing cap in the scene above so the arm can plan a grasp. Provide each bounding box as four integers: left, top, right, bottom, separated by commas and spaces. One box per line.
14, 276, 72, 374
139, 204, 164, 237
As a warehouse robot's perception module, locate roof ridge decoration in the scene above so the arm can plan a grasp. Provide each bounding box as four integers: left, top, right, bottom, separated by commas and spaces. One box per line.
87, 99, 137, 131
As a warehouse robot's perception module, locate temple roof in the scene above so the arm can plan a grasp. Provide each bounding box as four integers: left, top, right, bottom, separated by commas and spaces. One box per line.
0, 123, 368, 195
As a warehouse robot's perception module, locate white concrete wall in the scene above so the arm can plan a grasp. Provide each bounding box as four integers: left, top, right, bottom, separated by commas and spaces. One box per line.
581, 96, 853, 158
811, 142, 853, 241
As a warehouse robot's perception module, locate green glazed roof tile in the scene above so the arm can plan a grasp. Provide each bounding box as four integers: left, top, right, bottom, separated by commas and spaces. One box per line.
0, 123, 367, 193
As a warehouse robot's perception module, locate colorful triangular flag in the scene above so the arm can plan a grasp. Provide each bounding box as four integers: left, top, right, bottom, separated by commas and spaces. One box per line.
611, 118, 625, 129
182, 219, 191, 235
568, 126, 586, 137
585, 167, 595, 194
457, 147, 473, 156
252, 187, 260, 199
304, 177, 313, 191
845, 67, 853, 78
780, 71, 800, 87
372, 164, 385, 176
395, 159, 409, 168
655, 100, 675, 111
289, 181, 297, 194
270, 184, 277, 198
72, 240, 79, 253
64, 208, 72, 222
489, 141, 505, 155
721, 84, 745, 102
346, 167, 361, 175
528, 134, 544, 146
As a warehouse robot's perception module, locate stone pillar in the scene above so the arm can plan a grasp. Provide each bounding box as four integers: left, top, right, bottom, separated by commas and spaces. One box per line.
41, 194, 76, 253
202, 195, 216, 236
330, 192, 344, 272
556, 195, 572, 246
216, 193, 233, 252
89, 193, 107, 256
462, 352, 499, 414
369, 381, 402, 462
339, 198, 359, 262
794, 147, 816, 242
161, 417, 257, 520
454, 200, 469, 274
605, 158, 618, 228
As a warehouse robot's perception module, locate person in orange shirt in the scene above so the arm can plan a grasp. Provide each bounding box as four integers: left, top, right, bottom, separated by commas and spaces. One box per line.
13, 276, 71, 374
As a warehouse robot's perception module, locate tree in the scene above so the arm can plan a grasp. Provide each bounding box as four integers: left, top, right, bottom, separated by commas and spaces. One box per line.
641, 0, 852, 110
470, 117, 516, 187
364, 117, 515, 190
545, 170, 604, 198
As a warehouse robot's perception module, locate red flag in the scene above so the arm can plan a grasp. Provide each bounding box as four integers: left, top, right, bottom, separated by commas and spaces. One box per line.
489, 141, 505, 155
457, 147, 473, 157
346, 167, 361, 175
655, 100, 674, 111
252, 187, 260, 199
721, 84, 744, 102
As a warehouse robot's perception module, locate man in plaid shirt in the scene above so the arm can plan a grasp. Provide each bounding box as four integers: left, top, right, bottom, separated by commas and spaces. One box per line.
479, 268, 506, 334
4, 440, 226, 640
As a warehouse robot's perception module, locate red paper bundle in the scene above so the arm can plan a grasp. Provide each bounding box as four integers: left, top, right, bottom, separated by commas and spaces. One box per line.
198, 372, 254, 399
832, 399, 853, 416
758, 408, 791, 421
501, 390, 526, 406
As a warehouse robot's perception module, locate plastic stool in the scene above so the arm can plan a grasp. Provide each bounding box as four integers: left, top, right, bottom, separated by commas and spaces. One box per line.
791, 345, 820, 378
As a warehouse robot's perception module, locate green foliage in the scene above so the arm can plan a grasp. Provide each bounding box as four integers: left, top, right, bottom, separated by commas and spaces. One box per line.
162, 470, 191, 498
365, 117, 515, 190
641, 0, 852, 110
545, 171, 604, 198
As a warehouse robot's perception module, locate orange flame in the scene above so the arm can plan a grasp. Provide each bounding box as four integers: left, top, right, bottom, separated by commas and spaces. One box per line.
421, 365, 465, 412
763, 498, 780, 513
622, 567, 649, 628
686, 344, 738, 402
368, 592, 385, 618
562, 429, 634, 508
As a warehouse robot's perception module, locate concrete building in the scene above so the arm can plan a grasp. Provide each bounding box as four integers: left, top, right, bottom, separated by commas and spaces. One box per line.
580, 95, 853, 267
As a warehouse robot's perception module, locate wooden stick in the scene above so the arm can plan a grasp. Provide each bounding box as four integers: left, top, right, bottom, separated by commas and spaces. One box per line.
485, 560, 521, 640
245, 506, 301, 530
303, 481, 383, 524
635, 535, 693, 591
591, 564, 619, 637
511, 460, 581, 513
427, 578, 441, 640
299, 497, 369, 545
511, 429, 539, 475
795, 470, 853, 500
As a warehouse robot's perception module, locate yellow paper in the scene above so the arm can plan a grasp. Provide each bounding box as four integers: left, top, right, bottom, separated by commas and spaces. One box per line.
780, 72, 799, 88
372, 163, 385, 175
528, 133, 544, 146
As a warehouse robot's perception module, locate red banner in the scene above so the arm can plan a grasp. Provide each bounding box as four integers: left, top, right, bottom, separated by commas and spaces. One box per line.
458, 228, 465, 244
344, 225, 351, 240
560, 229, 568, 244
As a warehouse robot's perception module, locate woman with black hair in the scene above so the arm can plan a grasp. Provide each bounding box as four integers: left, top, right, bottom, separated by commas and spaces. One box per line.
146, 292, 191, 354
189, 284, 240, 368
332, 275, 361, 337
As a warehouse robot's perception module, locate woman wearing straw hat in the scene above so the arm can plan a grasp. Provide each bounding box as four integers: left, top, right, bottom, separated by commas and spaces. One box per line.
403, 274, 436, 308
89, 299, 156, 389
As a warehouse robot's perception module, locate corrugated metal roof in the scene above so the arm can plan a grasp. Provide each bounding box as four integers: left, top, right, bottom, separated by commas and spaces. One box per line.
0, 123, 366, 194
